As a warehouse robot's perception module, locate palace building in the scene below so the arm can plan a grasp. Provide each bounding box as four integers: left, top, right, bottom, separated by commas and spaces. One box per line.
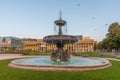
22, 36, 96, 52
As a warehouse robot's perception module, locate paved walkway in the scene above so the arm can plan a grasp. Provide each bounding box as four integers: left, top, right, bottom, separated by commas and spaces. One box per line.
0, 54, 45, 60
105, 58, 120, 61
0, 54, 120, 62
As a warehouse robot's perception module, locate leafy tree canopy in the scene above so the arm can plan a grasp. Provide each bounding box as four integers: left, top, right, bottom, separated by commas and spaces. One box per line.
99, 22, 120, 51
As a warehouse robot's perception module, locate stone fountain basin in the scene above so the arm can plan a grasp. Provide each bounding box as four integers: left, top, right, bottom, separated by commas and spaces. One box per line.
9, 57, 111, 71
43, 35, 78, 44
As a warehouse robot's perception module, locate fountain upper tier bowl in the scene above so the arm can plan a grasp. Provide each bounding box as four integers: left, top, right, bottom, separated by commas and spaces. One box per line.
43, 35, 78, 44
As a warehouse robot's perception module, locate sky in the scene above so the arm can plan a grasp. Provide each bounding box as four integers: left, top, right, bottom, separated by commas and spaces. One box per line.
0, 0, 120, 41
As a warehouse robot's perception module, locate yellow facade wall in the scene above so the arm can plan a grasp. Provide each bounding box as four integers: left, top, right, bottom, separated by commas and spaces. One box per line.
22, 37, 96, 52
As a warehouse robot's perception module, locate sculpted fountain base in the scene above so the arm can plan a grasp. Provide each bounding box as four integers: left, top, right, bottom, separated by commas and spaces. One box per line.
50, 49, 70, 61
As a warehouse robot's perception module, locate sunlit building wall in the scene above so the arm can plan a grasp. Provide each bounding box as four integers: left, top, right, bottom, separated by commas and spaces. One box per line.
22, 37, 96, 52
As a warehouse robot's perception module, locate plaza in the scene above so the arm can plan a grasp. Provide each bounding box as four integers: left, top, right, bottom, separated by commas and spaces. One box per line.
0, 0, 120, 80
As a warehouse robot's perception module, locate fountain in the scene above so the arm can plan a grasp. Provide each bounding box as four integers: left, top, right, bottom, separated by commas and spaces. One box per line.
9, 12, 111, 71
43, 11, 78, 61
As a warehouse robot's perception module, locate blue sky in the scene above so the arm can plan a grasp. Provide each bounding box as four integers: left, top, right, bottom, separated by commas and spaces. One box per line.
0, 0, 120, 41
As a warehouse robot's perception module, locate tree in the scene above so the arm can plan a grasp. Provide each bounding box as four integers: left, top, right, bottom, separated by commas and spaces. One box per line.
100, 22, 120, 53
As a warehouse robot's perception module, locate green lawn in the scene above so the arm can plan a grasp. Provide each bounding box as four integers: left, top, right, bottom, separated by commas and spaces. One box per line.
0, 59, 120, 80
77, 52, 116, 58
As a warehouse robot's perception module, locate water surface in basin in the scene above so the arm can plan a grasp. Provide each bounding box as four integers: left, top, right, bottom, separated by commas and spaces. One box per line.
12, 57, 108, 67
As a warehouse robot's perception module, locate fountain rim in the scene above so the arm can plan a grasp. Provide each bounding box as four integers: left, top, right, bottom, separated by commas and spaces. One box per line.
9, 57, 112, 71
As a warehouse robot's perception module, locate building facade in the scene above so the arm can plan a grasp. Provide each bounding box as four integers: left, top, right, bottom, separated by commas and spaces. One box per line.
22, 37, 96, 52
0, 37, 22, 51
72, 37, 97, 52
